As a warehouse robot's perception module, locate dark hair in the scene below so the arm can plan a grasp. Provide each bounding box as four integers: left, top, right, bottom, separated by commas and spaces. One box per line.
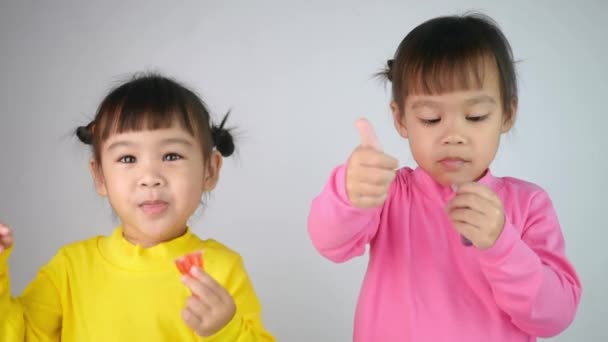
76, 72, 235, 165
379, 13, 517, 120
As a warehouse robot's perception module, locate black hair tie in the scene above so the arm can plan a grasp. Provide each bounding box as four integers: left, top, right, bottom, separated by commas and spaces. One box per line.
211, 112, 235, 157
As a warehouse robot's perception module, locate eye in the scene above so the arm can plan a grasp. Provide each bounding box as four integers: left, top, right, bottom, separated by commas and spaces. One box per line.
419, 118, 441, 126
163, 153, 183, 161
118, 155, 136, 163
467, 114, 489, 122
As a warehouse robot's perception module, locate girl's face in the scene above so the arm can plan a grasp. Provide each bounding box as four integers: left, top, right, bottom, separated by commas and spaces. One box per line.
90, 124, 222, 247
391, 60, 516, 186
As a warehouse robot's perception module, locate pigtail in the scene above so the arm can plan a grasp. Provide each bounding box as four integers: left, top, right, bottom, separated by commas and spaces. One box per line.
374, 59, 395, 83
76, 121, 95, 145
211, 111, 235, 157
386, 59, 394, 81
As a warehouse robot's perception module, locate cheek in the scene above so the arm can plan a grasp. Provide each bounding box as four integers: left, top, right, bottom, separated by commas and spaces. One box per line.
172, 168, 205, 194
408, 128, 436, 152
407, 137, 435, 165
474, 130, 502, 156
102, 169, 130, 193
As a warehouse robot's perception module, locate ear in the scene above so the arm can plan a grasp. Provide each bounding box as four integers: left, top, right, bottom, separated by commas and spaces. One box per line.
89, 159, 108, 197
202, 151, 223, 192
391, 101, 408, 139
501, 96, 518, 133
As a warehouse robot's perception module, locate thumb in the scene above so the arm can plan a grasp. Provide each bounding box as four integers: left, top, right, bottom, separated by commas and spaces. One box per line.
356, 118, 382, 151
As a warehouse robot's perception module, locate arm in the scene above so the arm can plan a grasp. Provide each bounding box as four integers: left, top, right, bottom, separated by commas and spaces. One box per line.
307, 165, 384, 263
202, 255, 275, 342
476, 190, 582, 337
307, 119, 398, 263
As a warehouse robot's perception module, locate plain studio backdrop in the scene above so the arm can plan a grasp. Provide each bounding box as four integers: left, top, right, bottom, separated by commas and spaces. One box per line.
0, 1, 606, 341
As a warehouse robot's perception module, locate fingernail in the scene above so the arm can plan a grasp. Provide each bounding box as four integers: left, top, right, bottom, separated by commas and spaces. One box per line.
190, 267, 200, 276
451, 184, 458, 192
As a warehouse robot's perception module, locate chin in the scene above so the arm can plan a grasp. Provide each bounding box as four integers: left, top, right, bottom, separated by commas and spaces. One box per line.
430, 171, 467, 186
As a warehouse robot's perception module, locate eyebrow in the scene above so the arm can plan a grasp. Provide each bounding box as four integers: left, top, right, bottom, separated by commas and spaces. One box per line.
465, 95, 497, 105
410, 99, 441, 110
410, 95, 497, 110
106, 137, 194, 151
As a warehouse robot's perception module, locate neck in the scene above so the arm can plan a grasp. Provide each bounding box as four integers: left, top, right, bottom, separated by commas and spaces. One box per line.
122, 227, 188, 248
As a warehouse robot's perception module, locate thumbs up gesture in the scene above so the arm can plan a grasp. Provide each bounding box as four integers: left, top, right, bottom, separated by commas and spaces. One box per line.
346, 119, 399, 208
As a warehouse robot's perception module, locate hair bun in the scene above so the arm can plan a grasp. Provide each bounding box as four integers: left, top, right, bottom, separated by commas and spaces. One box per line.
76, 124, 93, 145
211, 112, 235, 157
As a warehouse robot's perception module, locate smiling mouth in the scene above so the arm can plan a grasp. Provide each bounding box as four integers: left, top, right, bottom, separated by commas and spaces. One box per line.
139, 200, 169, 216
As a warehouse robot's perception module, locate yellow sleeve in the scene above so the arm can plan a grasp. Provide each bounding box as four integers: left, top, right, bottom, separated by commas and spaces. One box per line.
203, 255, 275, 342
0, 248, 64, 342
0, 246, 25, 341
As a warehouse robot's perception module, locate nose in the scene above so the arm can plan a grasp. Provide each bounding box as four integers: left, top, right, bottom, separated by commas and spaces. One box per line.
441, 118, 467, 145
138, 162, 166, 188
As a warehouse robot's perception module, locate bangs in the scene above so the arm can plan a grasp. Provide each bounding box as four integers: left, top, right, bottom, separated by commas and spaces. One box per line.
93, 74, 204, 143
403, 51, 490, 96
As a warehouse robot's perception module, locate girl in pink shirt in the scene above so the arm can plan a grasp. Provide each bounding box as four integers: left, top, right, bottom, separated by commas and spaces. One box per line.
307, 13, 581, 342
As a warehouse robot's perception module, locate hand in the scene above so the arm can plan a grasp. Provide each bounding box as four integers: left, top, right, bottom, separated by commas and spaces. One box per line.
181, 267, 236, 337
0, 223, 14, 254
346, 118, 399, 208
446, 182, 505, 249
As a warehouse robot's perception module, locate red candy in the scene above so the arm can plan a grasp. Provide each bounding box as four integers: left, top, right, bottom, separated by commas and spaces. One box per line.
175, 251, 203, 275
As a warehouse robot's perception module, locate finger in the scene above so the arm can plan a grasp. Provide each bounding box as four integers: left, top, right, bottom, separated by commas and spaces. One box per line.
0, 232, 14, 250
0, 224, 11, 235
191, 268, 233, 302
352, 148, 399, 170
447, 193, 495, 215
0, 232, 13, 243
352, 195, 388, 208
448, 208, 485, 229
182, 277, 223, 308
186, 296, 212, 318
451, 220, 480, 242
351, 167, 396, 186
193, 268, 235, 305
348, 182, 390, 198
182, 307, 203, 333
356, 118, 382, 151
184, 268, 224, 306
454, 182, 501, 206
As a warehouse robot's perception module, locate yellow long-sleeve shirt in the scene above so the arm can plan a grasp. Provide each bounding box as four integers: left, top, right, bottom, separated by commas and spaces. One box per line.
0, 227, 275, 341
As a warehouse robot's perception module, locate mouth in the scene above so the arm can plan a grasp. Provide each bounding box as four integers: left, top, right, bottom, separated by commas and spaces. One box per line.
139, 200, 169, 216
438, 157, 469, 171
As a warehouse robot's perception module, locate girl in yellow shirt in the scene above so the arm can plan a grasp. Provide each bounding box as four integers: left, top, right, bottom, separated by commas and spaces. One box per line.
0, 73, 275, 341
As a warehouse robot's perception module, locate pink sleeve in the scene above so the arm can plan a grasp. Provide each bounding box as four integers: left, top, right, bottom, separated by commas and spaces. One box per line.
307, 165, 383, 263
475, 190, 582, 337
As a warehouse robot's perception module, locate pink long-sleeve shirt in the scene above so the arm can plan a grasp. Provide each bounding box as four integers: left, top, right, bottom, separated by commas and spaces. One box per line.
308, 165, 581, 342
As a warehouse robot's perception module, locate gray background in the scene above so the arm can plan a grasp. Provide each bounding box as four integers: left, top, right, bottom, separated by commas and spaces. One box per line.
0, 1, 606, 341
